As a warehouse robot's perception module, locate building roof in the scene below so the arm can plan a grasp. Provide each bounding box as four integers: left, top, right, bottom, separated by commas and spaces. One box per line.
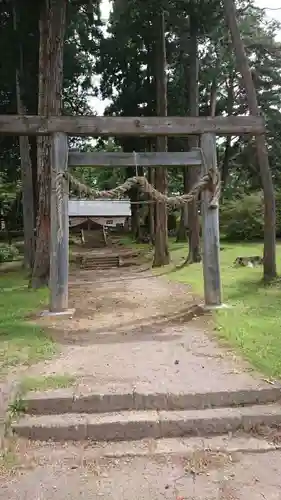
68, 199, 131, 217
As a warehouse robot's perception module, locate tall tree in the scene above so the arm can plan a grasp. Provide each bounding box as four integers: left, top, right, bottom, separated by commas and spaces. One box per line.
223, 0, 277, 281
176, 23, 190, 244
31, 0, 67, 288
147, 163, 155, 243
0, 0, 103, 247
186, 16, 201, 263
153, 9, 170, 267
12, 0, 35, 270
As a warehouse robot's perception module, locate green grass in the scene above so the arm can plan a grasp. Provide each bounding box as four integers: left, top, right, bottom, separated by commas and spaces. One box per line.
122, 236, 281, 380
166, 240, 281, 379
20, 374, 75, 393
0, 270, 57, 377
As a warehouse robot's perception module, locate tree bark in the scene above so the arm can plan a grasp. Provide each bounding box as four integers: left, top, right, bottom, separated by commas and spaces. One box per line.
223, 0, 276, 281
126, 164, 142, 242
176, 170, 188, 242
147, 166, 155, 244
130, 186, 141, 241
31, 0, 67, 288
209, 78, 217, 118
129, 164, 143, 242
221, 137, 232, 193
187, 17, 201, 263
12, 0, 35, 271
221, 73, 235, 197
152, 10, 170, 267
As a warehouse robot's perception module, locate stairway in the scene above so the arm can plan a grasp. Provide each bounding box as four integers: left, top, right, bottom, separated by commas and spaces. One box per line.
79, 253, 120, 269
12, 387, 281, 442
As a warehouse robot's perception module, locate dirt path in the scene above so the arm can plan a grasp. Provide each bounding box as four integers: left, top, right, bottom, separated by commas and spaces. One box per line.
2, 263, 281, 498
1, 441, 281, 499
38, 266, 199, 339
26, 265, 270, 395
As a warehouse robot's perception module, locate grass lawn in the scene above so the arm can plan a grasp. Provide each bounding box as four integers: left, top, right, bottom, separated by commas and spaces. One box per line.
165, 240, 281, 379
20, 374, 75, 393
121, 236, 281, 380
0, 269, 57, 377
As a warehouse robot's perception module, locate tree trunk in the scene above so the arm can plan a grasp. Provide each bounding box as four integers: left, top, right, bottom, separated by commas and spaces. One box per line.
31, 0, 67, 288
223, 0, 276, 281
221, 137, 232, 195
152, 10, 170, 267
221, 73, 234, 198
176, 169, 188, 242
12, 0, 35, 271
135, 165, 144, 242
187, 18, 201, 263
147, 166, 155, 244
130, 186, 141, 241
29, 137, 39, 224
209, 77, 217, 118
130, 164, 144, 242
126, 164, 142, 241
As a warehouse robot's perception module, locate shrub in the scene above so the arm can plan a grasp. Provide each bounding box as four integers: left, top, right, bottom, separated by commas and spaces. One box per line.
0, 243, 19, 263
220, 191, 281, 241
274, 191, 281, 237
220, 192, 264, 241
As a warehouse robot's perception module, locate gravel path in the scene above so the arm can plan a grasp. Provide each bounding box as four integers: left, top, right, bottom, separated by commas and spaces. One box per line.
26, 266, 270, 395
1, 264, 280, 499
1, 442, 281, 499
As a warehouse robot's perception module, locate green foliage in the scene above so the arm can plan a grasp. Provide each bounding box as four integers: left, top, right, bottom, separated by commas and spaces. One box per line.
0, 244, 19, 263
0, 0, 103, 220
70, 138, 128, 192
8, 397, 27, 418
20, 374, 75, 393
1, 0, 281, 234
96, 0, 281, 200
275, 191, 281, 237
220, 193, 264, 241
220, 191, 281, 241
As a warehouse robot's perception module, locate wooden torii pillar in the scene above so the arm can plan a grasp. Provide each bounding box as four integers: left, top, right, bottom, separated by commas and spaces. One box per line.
200, 134, 222, 308
49, 132, 70, 313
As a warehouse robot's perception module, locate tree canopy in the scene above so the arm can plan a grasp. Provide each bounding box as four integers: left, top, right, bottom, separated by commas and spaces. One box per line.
0, 0, 281, 261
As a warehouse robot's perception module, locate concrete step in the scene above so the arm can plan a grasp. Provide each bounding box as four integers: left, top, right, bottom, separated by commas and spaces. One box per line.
80, 263, 119, 269
23, 387, 281, 416
31, 435, 281, 458
80, 255, 119, 260
13, 403, 281, 442
83, 252, 119, 257
81, 261, 119, 265
80, 255, 120, 269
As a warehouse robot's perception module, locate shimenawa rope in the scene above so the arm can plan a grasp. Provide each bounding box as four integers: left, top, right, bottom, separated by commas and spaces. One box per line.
62, 148, 221, 209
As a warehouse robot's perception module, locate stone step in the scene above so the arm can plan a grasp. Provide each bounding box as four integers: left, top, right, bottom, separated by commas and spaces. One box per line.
80, 255, 119, 260
23, 387, 281, 416
82, 256, 119, 260
80, 256, 120, 269
13, 403, 281, 442
80, 257, 120, 269
34, 435, 280, 458
79, 254, 119, 259
80, 263, 119, 269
